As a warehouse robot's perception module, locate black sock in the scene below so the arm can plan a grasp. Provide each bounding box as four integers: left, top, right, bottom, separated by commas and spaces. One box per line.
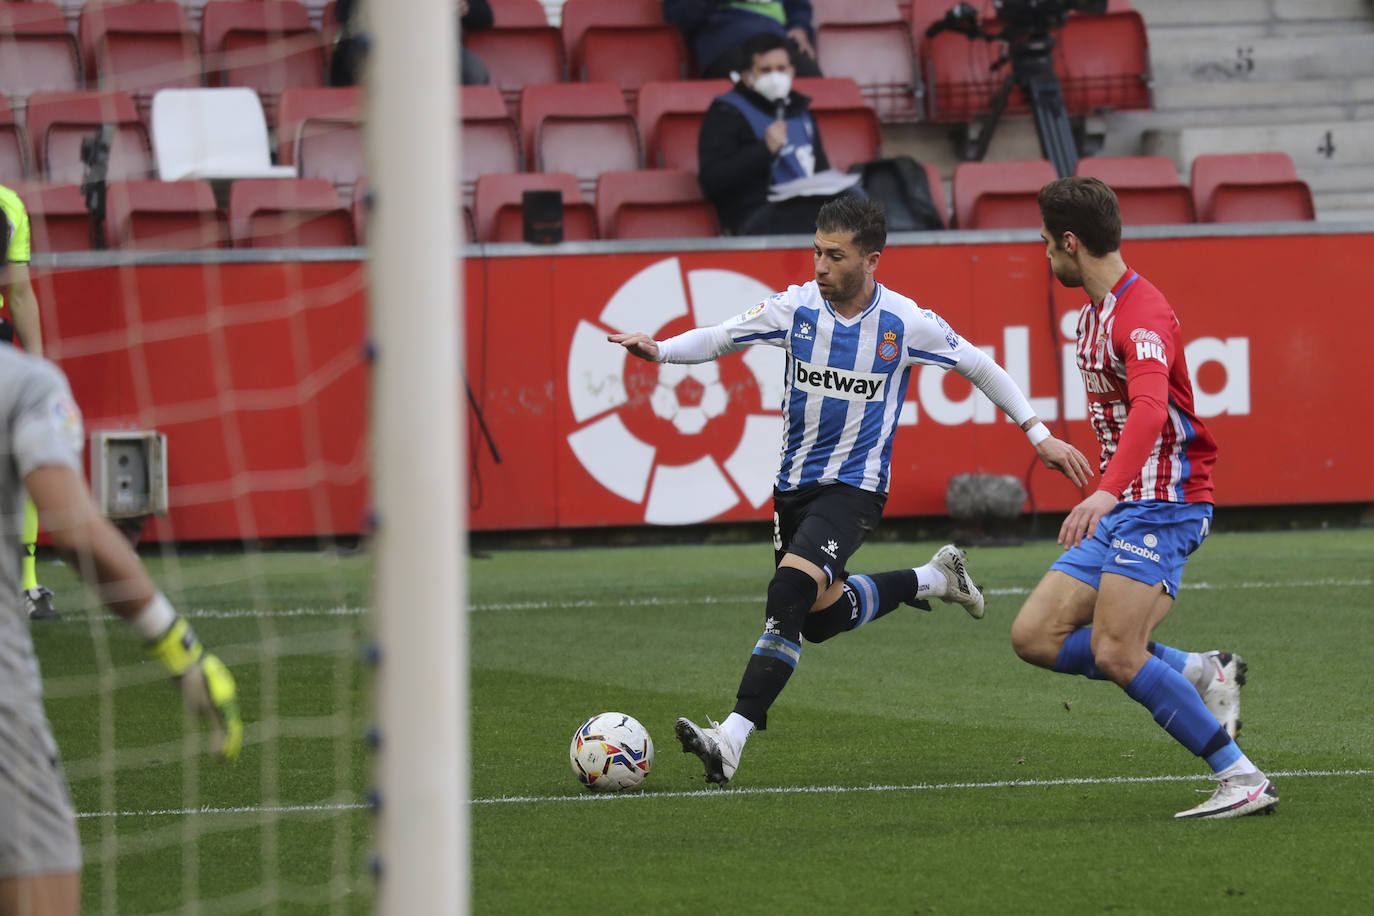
732, 566, 817, 730
802, 569, 919, 643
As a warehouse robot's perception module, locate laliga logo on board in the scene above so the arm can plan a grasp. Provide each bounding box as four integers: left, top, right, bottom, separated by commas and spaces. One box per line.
565, 258, 785, 525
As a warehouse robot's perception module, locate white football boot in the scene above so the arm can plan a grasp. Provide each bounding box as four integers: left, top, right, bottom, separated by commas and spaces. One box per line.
930, 544, 985, 619
1198, 650, 1247, 739
1175, 775, 1279, 819
675, 716, 741, 786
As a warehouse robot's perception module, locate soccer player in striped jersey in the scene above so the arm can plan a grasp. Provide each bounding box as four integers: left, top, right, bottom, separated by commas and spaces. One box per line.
1010, 177, 1275, 819
610, 197, 1093, 785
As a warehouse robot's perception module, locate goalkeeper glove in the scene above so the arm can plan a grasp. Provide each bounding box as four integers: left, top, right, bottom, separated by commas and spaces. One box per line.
147, 616, 243, 762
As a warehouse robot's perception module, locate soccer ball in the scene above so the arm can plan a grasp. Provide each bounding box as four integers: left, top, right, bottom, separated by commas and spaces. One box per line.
569, 712, 654, 792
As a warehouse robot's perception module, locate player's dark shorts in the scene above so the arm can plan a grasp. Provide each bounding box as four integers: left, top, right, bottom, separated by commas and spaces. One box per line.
1051, 499, 1213, 597
772, 482, 887, 587
0, 707, 81, 878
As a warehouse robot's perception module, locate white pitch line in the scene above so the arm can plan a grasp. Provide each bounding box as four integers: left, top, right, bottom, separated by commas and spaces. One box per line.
475, 768, 1374, 805
44, 578, 1373, 623
73, 769, 1371, 818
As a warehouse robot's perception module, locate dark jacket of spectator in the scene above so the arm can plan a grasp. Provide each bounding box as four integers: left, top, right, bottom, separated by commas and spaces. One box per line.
698, 81, 829, 234
664, 1, 815, 78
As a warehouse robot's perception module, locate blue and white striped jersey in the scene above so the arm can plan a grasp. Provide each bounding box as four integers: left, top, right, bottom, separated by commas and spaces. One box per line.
717, 280, 979, 493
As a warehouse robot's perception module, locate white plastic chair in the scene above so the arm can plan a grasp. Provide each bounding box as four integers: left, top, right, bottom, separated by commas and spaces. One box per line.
151, 87, 296, 181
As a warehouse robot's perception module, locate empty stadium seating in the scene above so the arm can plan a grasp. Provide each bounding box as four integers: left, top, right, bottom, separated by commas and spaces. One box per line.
103, 178, 228, 248
636, 79, 731, 174
813, 0, 921, 122
150, 87, 295, 181
79, 1, 202, 123
0, 95, 26, 182
1190, 153, 1315, 223
519, 82, 640, 195
200, 1, 326, 125
1074, 155, 1195, 225
26, 89, 152, 183
466, 0, 564, 116
0, 2, 82, 107
276, 86, 364, 197
461, 84, 520, 208
561, 0, 686, 105
473, 172, 596, 243
13, 181, 92, 251
228, 177, 354, 247
952, 158, 1055, 229
793, 77, 882, 173
595, 169, 718, 239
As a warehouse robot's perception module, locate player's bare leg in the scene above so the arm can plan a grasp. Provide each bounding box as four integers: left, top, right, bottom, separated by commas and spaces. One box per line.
1010, 570, 1098, 670
0, 871, 79, 916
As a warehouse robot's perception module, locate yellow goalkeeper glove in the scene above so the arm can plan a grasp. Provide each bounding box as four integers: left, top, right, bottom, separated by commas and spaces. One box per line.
147, 617, 243, 762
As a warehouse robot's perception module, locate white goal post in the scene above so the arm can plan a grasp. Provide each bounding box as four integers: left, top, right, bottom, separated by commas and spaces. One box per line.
366, 0, 467, 912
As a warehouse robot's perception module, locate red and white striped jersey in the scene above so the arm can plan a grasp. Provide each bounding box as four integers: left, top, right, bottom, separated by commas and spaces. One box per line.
1075, 268, 1216, 503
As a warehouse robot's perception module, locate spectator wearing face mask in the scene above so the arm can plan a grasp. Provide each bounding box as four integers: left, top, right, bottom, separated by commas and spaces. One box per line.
698, 31, 839, 235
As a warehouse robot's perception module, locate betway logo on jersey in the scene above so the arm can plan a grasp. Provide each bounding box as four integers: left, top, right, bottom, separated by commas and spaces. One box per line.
1112, 537, 1161, 562
793, 358, 886, 401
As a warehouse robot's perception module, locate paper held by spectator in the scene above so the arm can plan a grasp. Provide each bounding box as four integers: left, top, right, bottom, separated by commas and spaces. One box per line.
767, 170, 862, 202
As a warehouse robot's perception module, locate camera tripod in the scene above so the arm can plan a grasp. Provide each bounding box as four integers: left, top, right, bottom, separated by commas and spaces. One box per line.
964, 32, 1080, 178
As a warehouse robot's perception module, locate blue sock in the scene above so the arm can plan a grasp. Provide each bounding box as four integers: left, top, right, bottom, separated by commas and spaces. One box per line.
1147, 640, 1191, 675
1126, 656, 1237, 772
1052, 627, 1108, 680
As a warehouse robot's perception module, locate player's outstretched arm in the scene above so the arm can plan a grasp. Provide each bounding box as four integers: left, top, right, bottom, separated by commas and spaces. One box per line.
25, 465, 243, 762
607, 332, 660, 362
1032, 434, 1094, 488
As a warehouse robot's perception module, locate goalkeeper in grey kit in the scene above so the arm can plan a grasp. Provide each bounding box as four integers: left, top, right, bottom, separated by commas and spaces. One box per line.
0, 345, 241, 916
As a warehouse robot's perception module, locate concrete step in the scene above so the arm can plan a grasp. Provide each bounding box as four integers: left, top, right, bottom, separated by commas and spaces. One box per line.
1134, 0, 1373, 28
1150, 34, 1374, 85
1142, 119, 1374, 172
1314, 189, 1374, 211
1148, 20, 1374, 42
1151, 78, 1374, 112
1302, 165, 1374, 193
1316, 207, 1374, 222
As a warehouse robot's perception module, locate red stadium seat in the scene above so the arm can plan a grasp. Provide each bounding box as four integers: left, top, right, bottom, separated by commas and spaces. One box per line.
465, 0, 564, 118
473, 172, 596, 243
79, 2, 202, 124
635, 79, 731, 174
519, 83, 640, 196
103, 178, 228, 249
12, 181, 92, 251
794, 77, 882, 173
915, 1, 1022, 123
228, 177, 354, 247
276, 86, 363, 197
0, 96, 27, 182
1074, 155, 1194, 225
0, 2, 82, 106
1190, 152, 1313, 223
561, 0, 686, 106
25, 90, 152, 183
812, 0, 921, 122
596, 169, 718, 239
952, 158, 1055, 229
200, 1, 326, 125
1055, 10, 1151, 113
461, 84, 521, 208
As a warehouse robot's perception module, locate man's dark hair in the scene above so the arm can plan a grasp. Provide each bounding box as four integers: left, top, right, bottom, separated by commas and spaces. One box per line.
1038, 177, 1121, 257
816, 196, 887, 254
739, 31, 788, 69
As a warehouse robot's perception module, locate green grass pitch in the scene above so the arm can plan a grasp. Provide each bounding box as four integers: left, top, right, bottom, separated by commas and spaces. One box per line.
29, 528, 1374, 913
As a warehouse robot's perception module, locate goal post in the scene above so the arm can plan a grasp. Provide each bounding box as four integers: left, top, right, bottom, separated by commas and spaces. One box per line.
366, 0, 467, 912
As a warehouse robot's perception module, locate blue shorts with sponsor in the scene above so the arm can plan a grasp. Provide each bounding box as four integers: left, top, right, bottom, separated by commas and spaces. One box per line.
1051, 500, 1213, 597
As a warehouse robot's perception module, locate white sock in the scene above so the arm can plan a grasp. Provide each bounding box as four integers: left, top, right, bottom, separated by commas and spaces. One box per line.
721, 712, 754, 751
913, 565, 947, 598
1217, 755, 1261, 783
1182, 652, 1209, 690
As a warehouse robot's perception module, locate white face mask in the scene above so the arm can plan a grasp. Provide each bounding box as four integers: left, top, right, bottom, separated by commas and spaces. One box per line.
751, 70, 793, 103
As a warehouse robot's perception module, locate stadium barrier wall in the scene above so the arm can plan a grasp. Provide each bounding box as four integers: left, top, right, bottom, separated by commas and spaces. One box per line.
31, 226, 1374, 540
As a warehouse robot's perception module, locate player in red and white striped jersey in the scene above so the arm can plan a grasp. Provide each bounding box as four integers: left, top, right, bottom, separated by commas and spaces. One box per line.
1010, 177, 1277, 820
